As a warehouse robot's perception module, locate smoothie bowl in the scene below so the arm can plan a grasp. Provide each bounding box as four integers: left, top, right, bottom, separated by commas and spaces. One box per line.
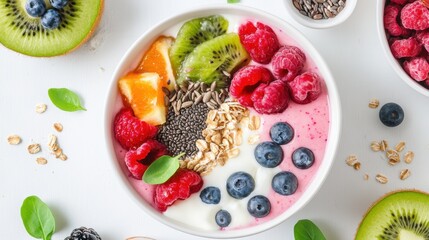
104, 5, 341, 238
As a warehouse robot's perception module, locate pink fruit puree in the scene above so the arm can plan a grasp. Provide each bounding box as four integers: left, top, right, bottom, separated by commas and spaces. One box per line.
112, 15, 330, 231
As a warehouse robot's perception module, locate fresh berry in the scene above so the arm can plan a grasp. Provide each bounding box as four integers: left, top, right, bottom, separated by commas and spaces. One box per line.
379, 102, 405, 127
384, 4, 410, 37
292, 147, 315, 169
251, 80, 290, 114
65, 227, 101, 240
124, 140, 168, 179
288, 72, 322, 104
415, 31, 429, 52
50, 0, 69, 9
114, 108, 158, 150
154, 169, 203, 212
391, 0, 408, 5
230, 66, 273, 107
254, 141, 284, 168
200, 186, 221, 204
401, 1, 429, 30
247, 195, 271, 218
238, 21, 280, 64
403, 57, 429, 81
215, 210, 232, 228
41, 9, 61, 30
226, 172, 255, 199
390, 37, 422, 58
272, 45, 306, 82
25, 0, 46, 17
271, 171, 298, 196
270, 122, 294, 145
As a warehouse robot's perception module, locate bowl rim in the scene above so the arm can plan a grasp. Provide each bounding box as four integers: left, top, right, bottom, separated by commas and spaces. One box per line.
283, 0, 357, 29
376, 0, 429, 97
104, 4, 342, 239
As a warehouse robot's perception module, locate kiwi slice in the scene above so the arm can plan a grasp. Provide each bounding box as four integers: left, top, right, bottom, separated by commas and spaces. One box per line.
169, 15, 228, 74
356, 190, 429, 239
176, 33, 249, 88
0, 0, 103, 57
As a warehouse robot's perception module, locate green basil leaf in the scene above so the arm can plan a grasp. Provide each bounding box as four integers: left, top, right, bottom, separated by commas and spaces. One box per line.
143, 153, 183, 184
48, 88, 86, 112
294, 219, 326, 240
228, 0, 240, 3
20, 196, 55, 240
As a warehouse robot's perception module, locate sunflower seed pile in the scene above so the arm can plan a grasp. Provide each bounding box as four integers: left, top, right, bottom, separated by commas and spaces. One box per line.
293, 0, 346, 20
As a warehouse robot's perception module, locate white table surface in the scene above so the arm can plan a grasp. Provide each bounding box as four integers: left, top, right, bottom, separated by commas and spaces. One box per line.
2, 0, 429, 239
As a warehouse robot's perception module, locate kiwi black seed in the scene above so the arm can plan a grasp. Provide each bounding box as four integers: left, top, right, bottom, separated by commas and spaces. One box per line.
169, 15, 229, 74
0, 0, 103, 57
176, 33, 250, 89
356, 190, 429, 239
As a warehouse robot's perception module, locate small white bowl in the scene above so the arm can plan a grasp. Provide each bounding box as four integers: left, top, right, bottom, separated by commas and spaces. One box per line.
284, 0, 357, 29
104, 4, 341, 239
376, 0, 429, 97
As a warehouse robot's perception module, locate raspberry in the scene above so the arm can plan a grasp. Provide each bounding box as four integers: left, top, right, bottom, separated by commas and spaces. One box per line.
416, 30, 429, 52
114, 108, 158, 150
154, 169, 203, 212
272, 45, 306, 82
391, 0, 408, 5
124, 140, 168, 179
238, 21, 280, 64
384, 4, 411, 37
250, 80, 290, 114
390, 37, 422, 58
401, 1, 429, 30
229, 66, 273, 107
288, 72, 322, 104
403, 57, 429, 81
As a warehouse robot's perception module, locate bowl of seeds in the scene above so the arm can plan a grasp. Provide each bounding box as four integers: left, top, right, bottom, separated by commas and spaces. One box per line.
104, 4, 341, 238
284, 0, 357, 28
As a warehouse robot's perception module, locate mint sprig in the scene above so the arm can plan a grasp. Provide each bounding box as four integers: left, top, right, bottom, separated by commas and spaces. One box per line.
20, 196, 55, 240
48, 88, 86, 112
143, 153, 184, 184
294, 219, 326, 240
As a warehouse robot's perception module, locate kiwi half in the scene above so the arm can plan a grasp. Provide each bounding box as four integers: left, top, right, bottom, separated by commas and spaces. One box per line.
169, 15, 228, 74
356, 190, 429, 240
176, 33, 249, 89
0, 0, 103, 57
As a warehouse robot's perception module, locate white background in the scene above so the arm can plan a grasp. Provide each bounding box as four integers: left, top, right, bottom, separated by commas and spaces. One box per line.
1, 0, 429, 239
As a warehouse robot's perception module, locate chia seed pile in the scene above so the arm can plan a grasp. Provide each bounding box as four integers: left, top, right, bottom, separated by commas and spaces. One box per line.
157, 103, 210, 157
293, 0, 346, 20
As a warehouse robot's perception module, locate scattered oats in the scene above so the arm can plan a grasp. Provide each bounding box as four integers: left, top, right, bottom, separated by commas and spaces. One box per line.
346, 155, 358, 166
364, 174, 369, 181
53, 123, 63, 132
35, 103, 47, 113
353, 162, 361, 170
395, 141, 405, 152
7, 135, 21, 145
399, 169, 410, 180
368, 99, 379, 109
248, 115, 261, 130
375, 174, 388, 184
59, 154, 68, 161
386, 149, 400, 165
47, 134, 67, 160
248, 134, 260, 145
380, 140, 388, 152
370, 141, 381, 152
27, 144, 41, 154
36, 157, 48, 165
404, 151, 414, 164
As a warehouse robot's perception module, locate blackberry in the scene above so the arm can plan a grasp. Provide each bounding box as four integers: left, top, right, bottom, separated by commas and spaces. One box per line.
65, 227, 101, 240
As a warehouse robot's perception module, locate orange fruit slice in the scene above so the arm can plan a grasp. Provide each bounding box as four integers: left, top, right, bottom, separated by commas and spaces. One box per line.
118, 72, 166, 126
136, 36, 176, 91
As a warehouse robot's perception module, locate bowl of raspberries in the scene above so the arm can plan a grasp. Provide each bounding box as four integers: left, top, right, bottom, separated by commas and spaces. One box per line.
378, 0, 429, 96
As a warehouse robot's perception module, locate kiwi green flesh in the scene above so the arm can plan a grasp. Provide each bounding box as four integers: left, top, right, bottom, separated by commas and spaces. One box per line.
177, 33, 249, 89
356, 191, 429, 240
169, 15, 228, 75
0, 0, 102, 57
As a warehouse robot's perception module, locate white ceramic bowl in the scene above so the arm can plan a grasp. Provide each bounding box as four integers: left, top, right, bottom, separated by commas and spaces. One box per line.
376, 0, 429, 97
104, 5, 341, 239
283, 0, 357, 29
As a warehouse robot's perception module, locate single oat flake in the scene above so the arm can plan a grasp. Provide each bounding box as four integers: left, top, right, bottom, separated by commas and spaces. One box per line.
404, 151, 414, 164
376, 174, 388, 184
53, 123, 63, 132
400, 169, 410, 180
368, 99, 380, 109
7, 135, 21, 145
346, 155, 358, 167
27, 144, 41, 154
36, 157, 48, 165
35, 103, 47, 113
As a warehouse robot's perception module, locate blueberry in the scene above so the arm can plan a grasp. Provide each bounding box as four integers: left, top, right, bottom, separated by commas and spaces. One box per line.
215, 210, 231, 228
254, 141, 283, 168
25, 0, 46, 17
292, 147, 314, 169
199, 186, 221, 204
41, 9, 62, 30
247, 195, 271, 218
50, 0, 69, 9
379, 102, 404, 127
270, 122, 294, 145
271, 171, 298, 195
226, 172, 255, 199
